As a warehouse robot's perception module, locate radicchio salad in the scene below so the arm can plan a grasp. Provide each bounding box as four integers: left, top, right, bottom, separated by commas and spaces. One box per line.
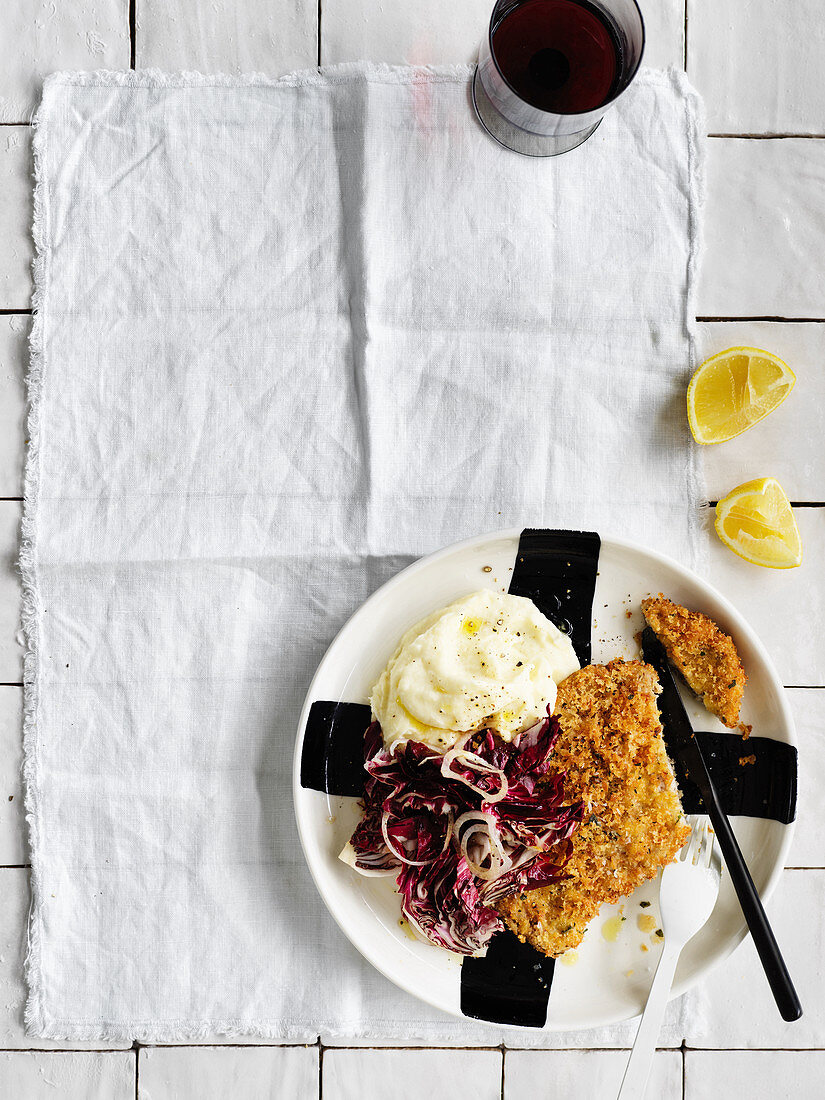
342, 710, 582, 955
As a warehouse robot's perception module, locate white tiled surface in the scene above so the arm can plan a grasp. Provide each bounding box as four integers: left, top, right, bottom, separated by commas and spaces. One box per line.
688, 0, 825, 135
1, 1, 823, 1096
324, 1049, 502, 1100
0, 315, 28, 499
505, 1050, 682, 1100
685, 1051, 825, 1100
0, 129, 34, 311
139, 1045, 318, 1098
0, 503, 22, 684
136, 0, 317, 74
0, 871, 31, 1047
322, 0, 684, 70
787, 691, 825, 868
699, 138, 825, 318
641, 0, 687, 72
322, 0, 489, 67
0, 0, 130, 123
0, 1051, 134, 1099
0, 689, 24, 864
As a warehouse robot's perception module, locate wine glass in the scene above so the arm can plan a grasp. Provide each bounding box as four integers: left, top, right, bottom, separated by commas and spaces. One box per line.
472, 0, 646, 157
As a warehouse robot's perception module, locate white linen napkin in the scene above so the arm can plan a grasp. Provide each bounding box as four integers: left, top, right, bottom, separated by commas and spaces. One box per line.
23, 63, 705, 1042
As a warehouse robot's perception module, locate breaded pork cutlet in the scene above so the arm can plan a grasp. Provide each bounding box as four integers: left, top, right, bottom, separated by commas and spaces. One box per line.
641, 594, 746, 728
498, 660, 689, 958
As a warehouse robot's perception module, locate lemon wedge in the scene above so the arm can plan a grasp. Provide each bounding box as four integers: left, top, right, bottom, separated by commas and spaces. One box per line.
715, 477, 802, 569
687, 347, 795, 444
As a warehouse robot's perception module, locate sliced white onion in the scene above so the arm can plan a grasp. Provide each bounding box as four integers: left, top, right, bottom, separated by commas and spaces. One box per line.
453, 809, 496, 835
440, 746, 509, 804
441, 808, 455, 854
461, 834, 505, 880
455, 811, 508, 881
380, 811, 440, 868
442, 733, 502, 769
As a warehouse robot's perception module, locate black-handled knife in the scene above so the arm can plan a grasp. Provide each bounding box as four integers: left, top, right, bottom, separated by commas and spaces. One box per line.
642, 627, 802, 1023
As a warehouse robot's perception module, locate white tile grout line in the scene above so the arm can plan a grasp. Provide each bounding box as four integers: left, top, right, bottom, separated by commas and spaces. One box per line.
709, 133, 825, 139
697, 316, 825, 322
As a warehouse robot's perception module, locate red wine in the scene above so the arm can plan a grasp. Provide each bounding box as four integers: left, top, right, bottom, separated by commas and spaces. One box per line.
492, 0, 623, 114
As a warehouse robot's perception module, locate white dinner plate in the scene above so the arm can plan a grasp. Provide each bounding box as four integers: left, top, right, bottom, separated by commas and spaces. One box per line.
292, 529, 796, 1031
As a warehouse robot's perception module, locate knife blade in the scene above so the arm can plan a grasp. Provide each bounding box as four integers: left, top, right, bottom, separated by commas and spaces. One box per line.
642, 627, 719, 807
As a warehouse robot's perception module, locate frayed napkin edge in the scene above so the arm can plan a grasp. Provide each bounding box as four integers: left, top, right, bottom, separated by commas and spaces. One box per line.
20, 67, 51, 1041
38, 61, 477, 93
676, 66, 710, 575
34, 60, 686, 94
12, 1014, 691, 1048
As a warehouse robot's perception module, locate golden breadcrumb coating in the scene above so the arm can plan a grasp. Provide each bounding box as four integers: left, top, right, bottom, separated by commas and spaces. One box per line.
498, 660, 689, 958
641, 594, 746, 728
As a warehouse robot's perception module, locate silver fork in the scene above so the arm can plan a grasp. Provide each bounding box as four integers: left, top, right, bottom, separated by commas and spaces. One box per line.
617, 817, 720, 1100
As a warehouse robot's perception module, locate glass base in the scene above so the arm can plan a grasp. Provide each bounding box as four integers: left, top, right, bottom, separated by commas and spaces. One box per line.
471, 67, 602, 157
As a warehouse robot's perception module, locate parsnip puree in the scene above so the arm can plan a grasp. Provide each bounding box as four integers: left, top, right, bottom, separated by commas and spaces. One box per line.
371, 589, 580, 752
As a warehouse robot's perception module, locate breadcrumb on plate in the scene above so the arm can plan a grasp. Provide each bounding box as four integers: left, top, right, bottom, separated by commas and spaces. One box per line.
498, 660, 689, 958
641, 594, 746, 728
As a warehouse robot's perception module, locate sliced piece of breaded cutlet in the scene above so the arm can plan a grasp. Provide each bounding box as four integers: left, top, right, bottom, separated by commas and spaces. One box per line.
497, 660, 690, 958
641, 594, 746, 728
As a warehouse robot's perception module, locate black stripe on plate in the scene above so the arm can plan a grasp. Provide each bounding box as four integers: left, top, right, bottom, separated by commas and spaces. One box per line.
461, 930, 556, 1028
461, 528, 601, 1027
680, 731, 797, 824
507, 528, 600, 665
300, 700, 371, 796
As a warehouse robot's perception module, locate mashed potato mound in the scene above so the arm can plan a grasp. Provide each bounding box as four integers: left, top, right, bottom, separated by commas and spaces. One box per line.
371, 589, 580, 752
